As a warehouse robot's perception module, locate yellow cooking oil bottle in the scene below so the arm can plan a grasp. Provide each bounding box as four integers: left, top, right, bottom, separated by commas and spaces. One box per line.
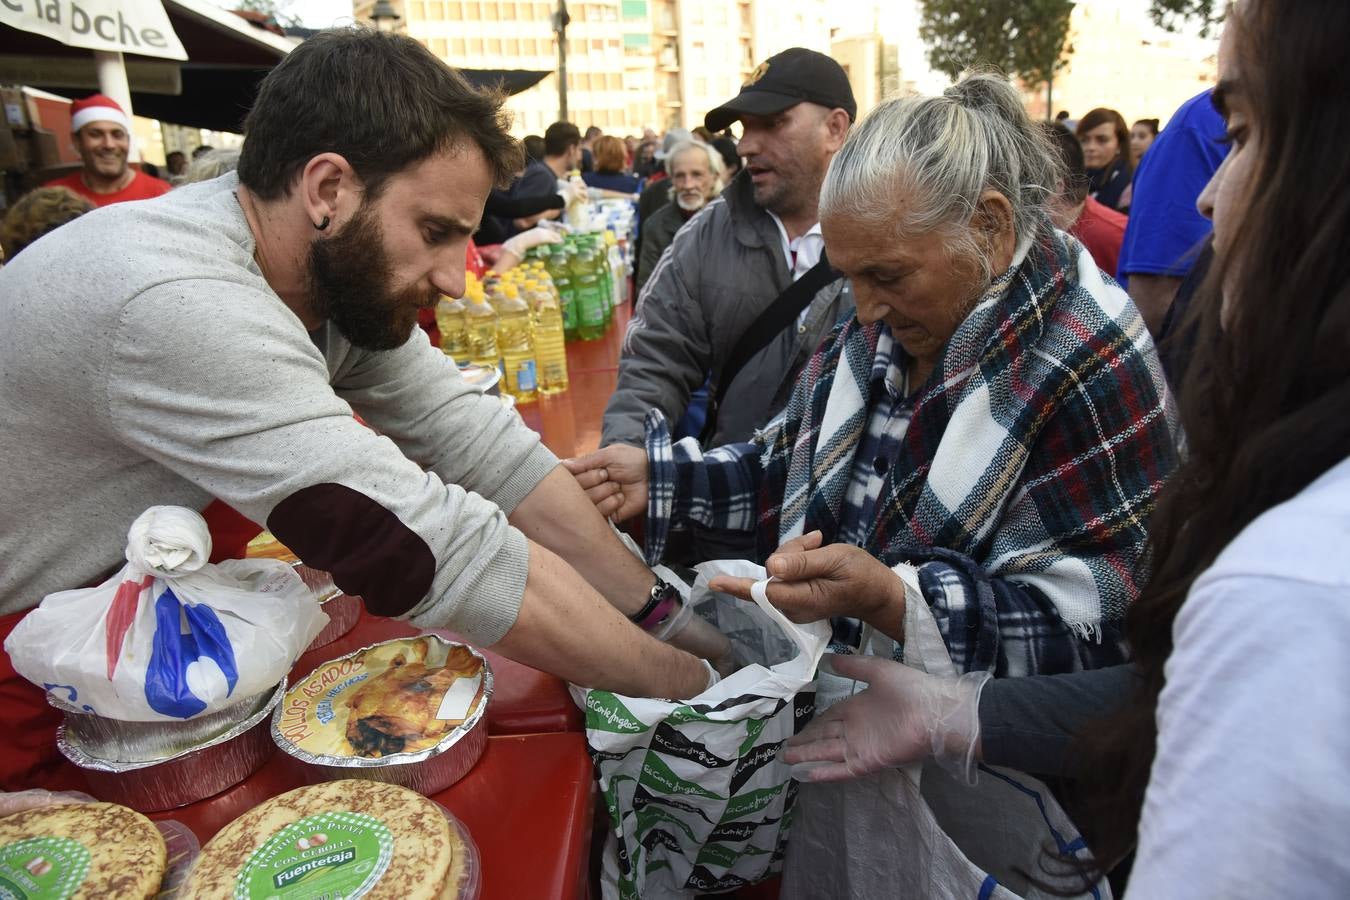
463, 282, 500, 372
525, 278, 568, 395
496, 283, 537, 403
482, 273, 506, 311
434, 294, 469, 364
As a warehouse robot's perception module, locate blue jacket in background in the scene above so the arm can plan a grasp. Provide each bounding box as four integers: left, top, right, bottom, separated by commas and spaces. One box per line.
1117, 90, 1229, 288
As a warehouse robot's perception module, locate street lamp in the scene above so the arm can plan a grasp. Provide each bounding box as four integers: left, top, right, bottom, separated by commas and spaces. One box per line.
552, 1, 570, 121
370, 0, 401, 32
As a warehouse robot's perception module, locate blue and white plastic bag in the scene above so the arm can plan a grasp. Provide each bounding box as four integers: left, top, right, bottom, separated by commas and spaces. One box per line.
6, 506, 327, 721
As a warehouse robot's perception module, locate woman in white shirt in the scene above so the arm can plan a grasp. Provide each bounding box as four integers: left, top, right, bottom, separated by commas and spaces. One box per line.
780, 0, 1350, 896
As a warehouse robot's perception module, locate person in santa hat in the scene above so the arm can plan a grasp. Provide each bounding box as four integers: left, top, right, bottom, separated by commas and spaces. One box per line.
43, 94, 170, 207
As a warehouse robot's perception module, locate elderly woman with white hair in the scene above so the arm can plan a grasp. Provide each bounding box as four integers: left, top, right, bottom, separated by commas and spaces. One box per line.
568, 72, 1178, 892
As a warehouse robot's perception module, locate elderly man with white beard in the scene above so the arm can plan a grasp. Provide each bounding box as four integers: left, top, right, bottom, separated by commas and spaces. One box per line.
635, 140, 724, 295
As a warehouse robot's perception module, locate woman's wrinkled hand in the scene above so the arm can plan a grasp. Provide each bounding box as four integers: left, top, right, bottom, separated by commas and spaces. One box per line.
708, 531, 906, 627
562, 445, 650, 522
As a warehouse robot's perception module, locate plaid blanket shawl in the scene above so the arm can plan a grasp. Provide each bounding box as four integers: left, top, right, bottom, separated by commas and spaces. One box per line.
648, 230, 1180, 676
765, 229, 1178, 665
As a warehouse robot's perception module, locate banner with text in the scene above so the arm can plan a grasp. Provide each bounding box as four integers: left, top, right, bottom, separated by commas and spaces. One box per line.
2, 0, 187, 62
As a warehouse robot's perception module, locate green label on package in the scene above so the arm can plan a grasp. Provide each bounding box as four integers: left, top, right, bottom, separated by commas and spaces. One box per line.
234, 811, 393, 899
0, 836, 91, 900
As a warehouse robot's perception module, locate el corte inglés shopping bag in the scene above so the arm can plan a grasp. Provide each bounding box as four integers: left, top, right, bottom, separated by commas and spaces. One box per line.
571, 559, 830, 899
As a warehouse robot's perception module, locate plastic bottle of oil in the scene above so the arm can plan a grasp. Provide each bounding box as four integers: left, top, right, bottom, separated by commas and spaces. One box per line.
604, 230, 626, 310
564, 169, 589, 230
496, 284, 537, 403
573, 240, 607, 341
530, 260, 556, 299
595, 235, 614, 328
463, 284, 500, 372
547, 243, 578, 341
526, 279, 568, 395
482, 274, 507, 312
434, 294, 469, 364
531, 264, 567, 339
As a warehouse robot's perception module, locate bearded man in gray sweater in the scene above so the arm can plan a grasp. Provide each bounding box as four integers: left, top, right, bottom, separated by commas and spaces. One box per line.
0, 30, 719, 780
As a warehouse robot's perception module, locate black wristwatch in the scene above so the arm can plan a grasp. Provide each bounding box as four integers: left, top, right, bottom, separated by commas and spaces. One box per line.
629, 577, 680, 630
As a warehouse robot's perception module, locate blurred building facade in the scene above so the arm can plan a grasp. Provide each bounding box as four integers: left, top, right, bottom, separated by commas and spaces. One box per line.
828, 28, 903, 120
351, 0, 833, 135
1025, 0, 1219, 127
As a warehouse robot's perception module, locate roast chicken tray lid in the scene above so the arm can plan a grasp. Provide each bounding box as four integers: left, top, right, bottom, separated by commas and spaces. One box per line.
270, 634, 491, 768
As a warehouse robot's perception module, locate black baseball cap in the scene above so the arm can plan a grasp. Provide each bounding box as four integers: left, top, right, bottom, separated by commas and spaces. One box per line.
704, 48, 857, 133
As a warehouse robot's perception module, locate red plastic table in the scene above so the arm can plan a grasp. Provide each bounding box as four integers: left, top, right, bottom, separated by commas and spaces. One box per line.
134, 732, 595, 900
49, 614, 593, 898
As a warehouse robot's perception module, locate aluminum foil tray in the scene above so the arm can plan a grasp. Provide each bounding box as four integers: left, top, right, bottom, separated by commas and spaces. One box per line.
57, 680, 285, 812
306, 591, 361, 651
459, 364, 502, 395
50, 686, 274, 765
290, 560, 342, 604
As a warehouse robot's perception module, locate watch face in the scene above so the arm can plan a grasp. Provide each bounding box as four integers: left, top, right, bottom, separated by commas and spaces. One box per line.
655, 580, 681, 604
631, 578, 681, 629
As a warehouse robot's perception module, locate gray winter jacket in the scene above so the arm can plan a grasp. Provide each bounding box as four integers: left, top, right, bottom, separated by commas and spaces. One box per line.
603, 172, 854, 448
635, 200, 686, 297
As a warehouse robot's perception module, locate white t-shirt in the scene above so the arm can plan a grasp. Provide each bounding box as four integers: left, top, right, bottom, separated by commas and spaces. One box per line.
1128, 455, 1350, 898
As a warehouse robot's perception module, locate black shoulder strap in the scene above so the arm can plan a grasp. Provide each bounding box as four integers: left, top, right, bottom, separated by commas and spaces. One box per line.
700, 251, 838, 442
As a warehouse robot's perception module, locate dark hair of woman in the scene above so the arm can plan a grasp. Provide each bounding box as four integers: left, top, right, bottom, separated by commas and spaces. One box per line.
1075, 107, 1130, 160
1074, 107, 1132, 208
1065, 0, 1350, 882
1132, 118, 1160, 138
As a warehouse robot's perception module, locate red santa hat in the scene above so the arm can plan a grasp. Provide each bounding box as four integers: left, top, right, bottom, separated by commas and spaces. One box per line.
69, 94, 131, 134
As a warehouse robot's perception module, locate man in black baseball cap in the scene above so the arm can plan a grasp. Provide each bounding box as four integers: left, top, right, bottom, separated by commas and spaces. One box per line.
602, 47, 856, 562
704, 47, 858, 132
702, 47, 856, 245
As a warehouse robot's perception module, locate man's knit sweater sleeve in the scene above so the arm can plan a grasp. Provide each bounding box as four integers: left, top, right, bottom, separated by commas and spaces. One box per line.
105, 281, 548, 646
329, 328, 558, 516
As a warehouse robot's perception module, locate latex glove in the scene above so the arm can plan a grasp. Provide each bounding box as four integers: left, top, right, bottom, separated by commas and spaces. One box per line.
557, 178, 588, 205
782, 653, 991, 785
562, 444, 649, 523
501, 226, 563, 259
654, 599, 736, 676
702, 659, 722, 692
709, 531, 907, 632
0, 789, 89, 818
536, 220, 571, 238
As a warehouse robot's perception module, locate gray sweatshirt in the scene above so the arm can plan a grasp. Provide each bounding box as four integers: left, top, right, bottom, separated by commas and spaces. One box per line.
0, 174, 557, 645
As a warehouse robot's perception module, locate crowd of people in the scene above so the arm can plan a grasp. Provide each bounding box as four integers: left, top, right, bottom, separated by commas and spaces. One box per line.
1, 0, 1346, 894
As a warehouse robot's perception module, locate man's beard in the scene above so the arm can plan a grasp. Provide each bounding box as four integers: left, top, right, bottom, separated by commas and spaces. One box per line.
307, 202, 435, 352
675, 190, 708, 213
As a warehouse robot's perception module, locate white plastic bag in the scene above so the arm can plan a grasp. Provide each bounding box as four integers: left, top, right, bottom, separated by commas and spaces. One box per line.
779, 588, 1110, 899
5, 506, 328, 722
574, 558, 831, 899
